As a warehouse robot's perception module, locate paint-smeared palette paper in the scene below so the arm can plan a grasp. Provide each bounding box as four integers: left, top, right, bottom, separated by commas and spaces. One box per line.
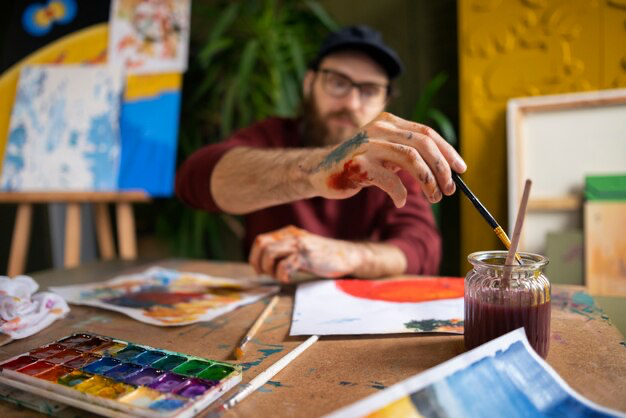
109, 0, 191, 74
290, 278, 464, 336
51, 267, 278, 326
0, 332, 242, 418
326, 328, 623, 418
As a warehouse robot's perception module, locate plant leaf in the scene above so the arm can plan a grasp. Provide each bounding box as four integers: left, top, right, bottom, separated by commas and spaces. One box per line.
305, 0, 339, 30
428, 108, 457, 146
198, 3, 239, 65
286, 33, 307, 79
412, 72, 448, 122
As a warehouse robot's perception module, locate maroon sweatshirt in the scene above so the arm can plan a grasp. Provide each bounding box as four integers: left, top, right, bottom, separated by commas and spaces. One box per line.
175, 117, 442, 275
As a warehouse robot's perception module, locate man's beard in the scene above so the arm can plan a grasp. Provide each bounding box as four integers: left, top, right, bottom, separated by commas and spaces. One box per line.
297, 94, 360, 148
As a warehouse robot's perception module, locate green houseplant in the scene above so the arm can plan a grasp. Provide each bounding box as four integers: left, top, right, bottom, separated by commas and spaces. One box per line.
156, 0, 338, 259
411, 71, 456, 147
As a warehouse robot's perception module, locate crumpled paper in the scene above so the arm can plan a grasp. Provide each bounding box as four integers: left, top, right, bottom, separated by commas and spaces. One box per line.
0, 275, 69, 340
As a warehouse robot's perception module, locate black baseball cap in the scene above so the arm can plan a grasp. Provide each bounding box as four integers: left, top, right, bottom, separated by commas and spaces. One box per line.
309, 25, 404, 80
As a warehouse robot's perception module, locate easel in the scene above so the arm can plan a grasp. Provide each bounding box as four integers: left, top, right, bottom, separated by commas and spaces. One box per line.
1, 191, 150, 276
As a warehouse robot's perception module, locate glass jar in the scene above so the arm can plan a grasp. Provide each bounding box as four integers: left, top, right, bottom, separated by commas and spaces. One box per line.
464, 251, 551, 358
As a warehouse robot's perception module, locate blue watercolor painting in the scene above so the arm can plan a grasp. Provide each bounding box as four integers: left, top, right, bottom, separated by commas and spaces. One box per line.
0, 65, 121, 191
328, 329, 622, 418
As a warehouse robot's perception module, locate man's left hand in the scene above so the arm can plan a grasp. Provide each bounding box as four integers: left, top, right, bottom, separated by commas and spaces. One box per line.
249, 226, 362, 283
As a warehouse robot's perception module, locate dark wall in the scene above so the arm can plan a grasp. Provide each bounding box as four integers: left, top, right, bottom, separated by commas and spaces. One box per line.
320, 0, 461, 275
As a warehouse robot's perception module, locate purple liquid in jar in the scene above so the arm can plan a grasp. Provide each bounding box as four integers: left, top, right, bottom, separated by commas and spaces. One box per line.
464, 251, 551, 358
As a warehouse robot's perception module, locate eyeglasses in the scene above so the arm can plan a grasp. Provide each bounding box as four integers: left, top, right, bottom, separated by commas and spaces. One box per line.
317, 68, 389, 106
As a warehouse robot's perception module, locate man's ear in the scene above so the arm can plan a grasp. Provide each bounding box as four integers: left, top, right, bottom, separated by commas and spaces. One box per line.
302, 70, 315, 98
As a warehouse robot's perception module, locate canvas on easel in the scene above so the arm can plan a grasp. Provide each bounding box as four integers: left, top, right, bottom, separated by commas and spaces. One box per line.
0, 65, 122, 191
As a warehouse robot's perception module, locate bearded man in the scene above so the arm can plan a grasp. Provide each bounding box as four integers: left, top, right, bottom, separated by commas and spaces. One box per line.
176, 26, 466, 282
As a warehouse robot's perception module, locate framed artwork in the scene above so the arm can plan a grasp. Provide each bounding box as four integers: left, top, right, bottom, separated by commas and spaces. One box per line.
507, 88, 626, 254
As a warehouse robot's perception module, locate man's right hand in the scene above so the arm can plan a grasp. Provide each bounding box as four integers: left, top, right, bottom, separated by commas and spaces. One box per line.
307, 112, 467, 207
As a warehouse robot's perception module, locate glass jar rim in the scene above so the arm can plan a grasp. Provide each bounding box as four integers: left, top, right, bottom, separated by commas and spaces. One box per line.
467, 251, 549, 271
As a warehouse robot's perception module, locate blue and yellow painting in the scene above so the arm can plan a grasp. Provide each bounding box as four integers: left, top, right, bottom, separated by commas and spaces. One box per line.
118, 72, 182, 196
0, 1, 184, 196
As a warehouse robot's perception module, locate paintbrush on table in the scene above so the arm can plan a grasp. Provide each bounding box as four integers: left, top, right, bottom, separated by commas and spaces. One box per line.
208, 335, 319, 417
233, 295, 280, 360
451, 171, 522, 263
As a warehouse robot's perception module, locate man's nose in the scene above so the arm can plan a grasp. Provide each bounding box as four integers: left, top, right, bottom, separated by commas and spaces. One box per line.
343, 86, 362, 111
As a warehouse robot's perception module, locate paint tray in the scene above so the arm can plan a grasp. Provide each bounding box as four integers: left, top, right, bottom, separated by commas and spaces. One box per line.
0, 332, 242, 417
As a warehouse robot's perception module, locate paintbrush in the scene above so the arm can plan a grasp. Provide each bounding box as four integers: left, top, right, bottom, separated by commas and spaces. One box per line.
233, 295, 279, 360
209, 335, 319, 417
503, 179, 532, 283
451, 171, 521, 263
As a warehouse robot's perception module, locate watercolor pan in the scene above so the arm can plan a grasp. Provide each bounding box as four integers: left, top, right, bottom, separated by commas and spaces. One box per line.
171, 360, 212, 377
64, 353, 101, 369
152, 355, 187, 371
124, 367, 164, 386
58, 370, 93, 387
83, 357, 122, 374
16, 360, 56, 376
132, 350, 166, 366
57, 334, 93, 347
29, 344, 67, 359
46, 349, 84, 364
103, 363, 144, 381
93, 341, 128, 356
114, 345, 146, 361
0, 332, 242, 417
73, 337, 111, 352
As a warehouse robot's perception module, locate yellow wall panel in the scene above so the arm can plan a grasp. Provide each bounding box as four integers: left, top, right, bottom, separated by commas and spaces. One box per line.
458, 0, 625, 269
603, 1, 626, 87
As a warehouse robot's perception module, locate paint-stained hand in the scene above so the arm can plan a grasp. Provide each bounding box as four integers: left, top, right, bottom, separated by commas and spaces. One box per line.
308, 112, 467, 206
249, 226, 363, 283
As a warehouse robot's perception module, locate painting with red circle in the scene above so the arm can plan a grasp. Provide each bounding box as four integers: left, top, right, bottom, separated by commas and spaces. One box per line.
335, 277, 464, 303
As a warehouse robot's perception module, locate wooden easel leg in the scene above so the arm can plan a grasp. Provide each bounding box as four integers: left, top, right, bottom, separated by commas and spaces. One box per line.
94, 203, 115, 260
64, 203, 81, 268
8, 203, 33, 277
116, 202, 137, 260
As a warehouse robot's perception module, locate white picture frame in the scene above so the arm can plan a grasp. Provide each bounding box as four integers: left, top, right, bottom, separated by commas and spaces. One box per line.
506, 88, 626, 255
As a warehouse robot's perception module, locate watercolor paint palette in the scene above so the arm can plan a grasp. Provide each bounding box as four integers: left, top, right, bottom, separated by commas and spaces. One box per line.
0, 332, 242, 417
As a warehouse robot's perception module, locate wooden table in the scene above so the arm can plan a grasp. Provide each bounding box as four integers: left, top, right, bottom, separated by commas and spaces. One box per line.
1, 259, 625, 417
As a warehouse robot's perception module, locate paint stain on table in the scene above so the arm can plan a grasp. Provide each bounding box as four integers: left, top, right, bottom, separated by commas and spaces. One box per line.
370, 381, 387, 390
552, 289, 611, 323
